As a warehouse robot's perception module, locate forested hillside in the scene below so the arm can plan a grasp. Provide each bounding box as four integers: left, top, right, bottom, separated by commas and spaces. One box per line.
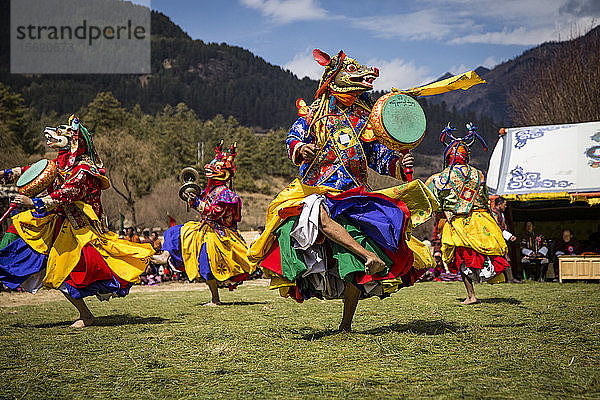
0, 5, 501, 142
0, 7, 316, 130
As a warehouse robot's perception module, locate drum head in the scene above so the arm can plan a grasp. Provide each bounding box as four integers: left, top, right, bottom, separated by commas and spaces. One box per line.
17, 159, 48, 188
381, 94, 426, 145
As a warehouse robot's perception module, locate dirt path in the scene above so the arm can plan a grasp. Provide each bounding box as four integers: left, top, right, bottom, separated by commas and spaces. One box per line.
0, 279, 269, 308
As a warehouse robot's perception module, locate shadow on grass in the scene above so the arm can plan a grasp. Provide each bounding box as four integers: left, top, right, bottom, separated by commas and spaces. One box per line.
13, 314, 176, 328
295, 319, 465, 340
359, 319, 465, 336
194, 300, 268, 306
454, 297, 522, 305
486, 322, 528, 328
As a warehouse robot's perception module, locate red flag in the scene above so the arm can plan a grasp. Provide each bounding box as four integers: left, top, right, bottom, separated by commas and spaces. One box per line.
168, 215, 176, 227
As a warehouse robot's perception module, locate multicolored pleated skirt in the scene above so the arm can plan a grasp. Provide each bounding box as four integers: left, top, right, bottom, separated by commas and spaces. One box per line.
441, 210, 509, 283
162, 220, 256, 289
248, 179, 437, 302
0, 202, 154, 299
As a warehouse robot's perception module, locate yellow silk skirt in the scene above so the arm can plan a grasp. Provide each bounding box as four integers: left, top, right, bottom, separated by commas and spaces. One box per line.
180, 221, 256, 282
11, 201, 154, 289
248, 178, 438, 272
441, 210, 508, 264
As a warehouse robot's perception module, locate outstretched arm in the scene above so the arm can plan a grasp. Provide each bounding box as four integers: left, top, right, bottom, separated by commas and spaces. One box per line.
365, 141, 414, 182
14, 169, 97, 215
186, 192, 206, 214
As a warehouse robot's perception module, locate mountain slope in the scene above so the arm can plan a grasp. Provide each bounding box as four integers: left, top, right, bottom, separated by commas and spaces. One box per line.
0, 10, 316, 130
428, 25, 600, 125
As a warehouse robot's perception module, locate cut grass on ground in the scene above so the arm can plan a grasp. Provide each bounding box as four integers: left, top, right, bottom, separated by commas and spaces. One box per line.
0, 280, 599, 399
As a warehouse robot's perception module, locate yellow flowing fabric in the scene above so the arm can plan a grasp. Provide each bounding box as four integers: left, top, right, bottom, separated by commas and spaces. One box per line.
400, 71, 486, 97
248, 178, 438, 270
441, 211, 508, 265
11, 201, 154, 289
180, 221, 256, 282
248, 179, 338, 263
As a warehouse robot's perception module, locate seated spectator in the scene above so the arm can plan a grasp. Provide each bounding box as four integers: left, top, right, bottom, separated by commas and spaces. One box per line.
140, 230, 152, 244
520, 221, 550, 281
125, 227, 141, 243
555, 229, 582, 257
150, 231, 162, 253
553, 229, 583, 280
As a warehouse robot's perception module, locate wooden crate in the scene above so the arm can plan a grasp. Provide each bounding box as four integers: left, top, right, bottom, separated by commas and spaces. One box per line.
559, 256, 600, 282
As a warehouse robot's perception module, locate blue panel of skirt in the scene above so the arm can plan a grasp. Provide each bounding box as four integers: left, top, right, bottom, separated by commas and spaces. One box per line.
162, 224, 214, 281
0, 235, 131, 299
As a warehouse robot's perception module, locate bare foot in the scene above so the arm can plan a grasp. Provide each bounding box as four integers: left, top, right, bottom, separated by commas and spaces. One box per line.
202, 301, 222, 307
70, 317, 95, 328
461, 297, 478, 305
364, 252, 386, 275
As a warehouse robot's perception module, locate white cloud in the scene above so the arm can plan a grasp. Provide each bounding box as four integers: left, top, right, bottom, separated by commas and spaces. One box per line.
448, 64, 469, 75
283, 51, 323, 80
240, 0, 327, 24
482, 56, 498, 69
366, 58, 434, 92
450, 26, 560, 45
348, 0, 598, 46
351, 10, 476, 41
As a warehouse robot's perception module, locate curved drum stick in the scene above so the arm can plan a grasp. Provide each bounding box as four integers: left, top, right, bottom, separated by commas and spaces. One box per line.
0, 203, 17, 225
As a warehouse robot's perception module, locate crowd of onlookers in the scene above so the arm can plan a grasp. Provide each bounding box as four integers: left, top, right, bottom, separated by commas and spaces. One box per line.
517, 220, 599, 281
118, 227, 188, 285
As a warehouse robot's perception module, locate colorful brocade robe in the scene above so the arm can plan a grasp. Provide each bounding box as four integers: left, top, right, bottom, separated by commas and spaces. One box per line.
192, 183, 242, 231
162, 181, 255, 284
2, 152, 110, 227
0, 153, 154, 296
425, 164, 490, 220
426, 164, 508, 276
286, 101, 404, 191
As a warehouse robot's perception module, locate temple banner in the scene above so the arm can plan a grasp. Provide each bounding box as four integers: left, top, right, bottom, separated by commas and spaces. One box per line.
487, 121, 600, 195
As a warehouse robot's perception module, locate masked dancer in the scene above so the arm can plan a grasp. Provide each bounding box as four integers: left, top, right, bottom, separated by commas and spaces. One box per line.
247, 49, 450, 332
426, 123, 508, 305
0, 116, 155, 327
152, 142, 256, 306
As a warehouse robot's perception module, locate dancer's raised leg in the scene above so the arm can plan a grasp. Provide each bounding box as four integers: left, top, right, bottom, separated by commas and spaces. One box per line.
319, 206, 385, 275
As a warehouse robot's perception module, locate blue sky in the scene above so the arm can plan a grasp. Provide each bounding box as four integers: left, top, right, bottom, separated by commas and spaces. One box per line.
150, 0, 600, 90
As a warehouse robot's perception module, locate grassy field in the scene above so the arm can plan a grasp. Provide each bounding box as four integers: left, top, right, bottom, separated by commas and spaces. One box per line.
1, 280, 599, 400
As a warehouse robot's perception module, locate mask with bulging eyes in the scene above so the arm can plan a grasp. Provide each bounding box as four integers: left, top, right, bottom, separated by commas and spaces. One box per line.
204, 141, 237, 182
44, 125, 72, 151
